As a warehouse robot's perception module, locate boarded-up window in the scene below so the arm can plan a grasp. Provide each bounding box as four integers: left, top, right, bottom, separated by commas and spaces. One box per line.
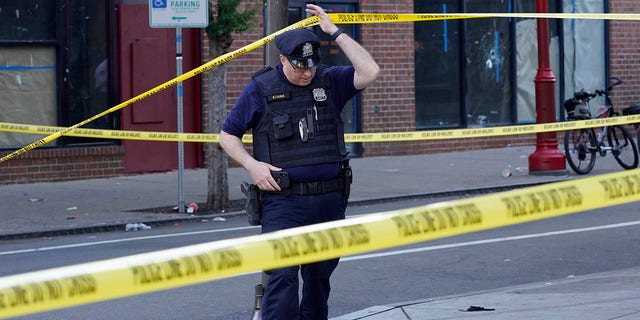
0, 47, 56, 148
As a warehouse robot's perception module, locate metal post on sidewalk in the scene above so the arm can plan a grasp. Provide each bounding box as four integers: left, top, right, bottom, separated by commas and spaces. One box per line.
148, 0, 209, 212
528, 0, 568, 176
176, 27, 186, 213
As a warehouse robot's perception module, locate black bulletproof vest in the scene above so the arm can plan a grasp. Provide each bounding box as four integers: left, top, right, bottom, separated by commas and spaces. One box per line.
252, 66, 348, 168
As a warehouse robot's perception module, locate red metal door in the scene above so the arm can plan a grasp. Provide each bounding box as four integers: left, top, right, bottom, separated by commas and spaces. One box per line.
118, 3, 201, 173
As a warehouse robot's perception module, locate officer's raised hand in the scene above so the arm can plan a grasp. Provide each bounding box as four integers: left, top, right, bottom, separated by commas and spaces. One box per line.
305, 4, 340, 36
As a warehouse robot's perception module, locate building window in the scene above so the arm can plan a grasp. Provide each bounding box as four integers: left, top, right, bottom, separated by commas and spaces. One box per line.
560, 0, 605, 115
0, 1, 57, 41
0, 1, 58, 148
65, 0, 113, 137
0, 0, 115, 150
0, 46, 57, 148
465, 0, 514, 127
414, 0, 606, 129
414, 1, 462, 129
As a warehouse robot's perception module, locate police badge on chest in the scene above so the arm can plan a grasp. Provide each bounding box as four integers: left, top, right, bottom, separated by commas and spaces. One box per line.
313, 88, 327, 102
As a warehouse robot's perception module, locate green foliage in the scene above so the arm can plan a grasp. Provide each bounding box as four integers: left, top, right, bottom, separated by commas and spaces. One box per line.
205, 0, 257, 50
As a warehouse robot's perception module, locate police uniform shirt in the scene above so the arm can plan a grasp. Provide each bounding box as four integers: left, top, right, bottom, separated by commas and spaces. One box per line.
223, 63, 361, 182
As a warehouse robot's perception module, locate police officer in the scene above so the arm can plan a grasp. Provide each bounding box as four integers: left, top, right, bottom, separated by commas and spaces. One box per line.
220, 4, 379, 319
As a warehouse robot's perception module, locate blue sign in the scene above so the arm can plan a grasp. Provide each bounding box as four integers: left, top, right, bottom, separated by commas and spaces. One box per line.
152, 0, 166, 9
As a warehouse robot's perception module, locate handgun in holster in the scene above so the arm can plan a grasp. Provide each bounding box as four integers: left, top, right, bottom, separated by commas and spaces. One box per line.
341, 163, 353, 198
241, 181, 262, 226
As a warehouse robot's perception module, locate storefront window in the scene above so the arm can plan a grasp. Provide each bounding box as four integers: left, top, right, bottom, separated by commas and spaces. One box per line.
561, 0, 605, 117
0, 1, 58, 148
415, 0, 604, 128
465, 0, 514, 127
66, 0, 112, 135
415, 0, 514, 129
0, 47, 56, 148
0, 1, 57, 41
414, 0, 462, 129
514, 0, 561, 123
0, 0, 115, 149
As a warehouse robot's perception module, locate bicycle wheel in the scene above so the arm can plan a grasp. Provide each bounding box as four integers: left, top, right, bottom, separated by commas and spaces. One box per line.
564, 129, 596, 174
607, 125, 639, 169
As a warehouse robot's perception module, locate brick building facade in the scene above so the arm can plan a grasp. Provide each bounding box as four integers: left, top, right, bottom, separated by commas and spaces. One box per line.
1, 0, 639, 184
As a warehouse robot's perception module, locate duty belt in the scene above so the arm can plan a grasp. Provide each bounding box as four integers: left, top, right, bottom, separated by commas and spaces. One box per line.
288, 178, 343, 195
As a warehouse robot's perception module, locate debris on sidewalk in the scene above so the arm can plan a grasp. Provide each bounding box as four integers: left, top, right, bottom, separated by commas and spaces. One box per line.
187, 202, 198, 214
460, 305, 495, 312
125, 223, 151, 231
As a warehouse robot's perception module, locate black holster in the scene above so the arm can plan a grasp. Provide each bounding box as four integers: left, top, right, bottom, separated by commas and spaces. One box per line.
341, 162, 353, 199
241, 181, 262, 226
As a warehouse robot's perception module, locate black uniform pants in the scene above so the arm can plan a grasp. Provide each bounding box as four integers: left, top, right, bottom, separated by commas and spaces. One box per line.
261, 190, 347, 320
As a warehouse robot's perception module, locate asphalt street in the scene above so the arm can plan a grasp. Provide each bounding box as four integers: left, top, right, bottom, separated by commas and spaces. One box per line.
2, 194, 640, 319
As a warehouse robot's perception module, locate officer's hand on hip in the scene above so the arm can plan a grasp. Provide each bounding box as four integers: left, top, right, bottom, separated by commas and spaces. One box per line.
247, 160, 282, 191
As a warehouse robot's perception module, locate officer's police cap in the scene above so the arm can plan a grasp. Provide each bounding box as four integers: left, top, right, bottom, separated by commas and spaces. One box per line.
275, 29, 321, 69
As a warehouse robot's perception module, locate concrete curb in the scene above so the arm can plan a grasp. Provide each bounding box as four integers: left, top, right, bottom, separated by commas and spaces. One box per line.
0, 182, 549, 241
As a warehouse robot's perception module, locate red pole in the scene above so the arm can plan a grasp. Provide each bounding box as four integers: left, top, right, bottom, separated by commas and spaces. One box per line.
528, 0, 567, 175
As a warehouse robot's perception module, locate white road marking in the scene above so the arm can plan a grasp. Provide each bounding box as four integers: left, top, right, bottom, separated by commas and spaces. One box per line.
2, 221, 639, 263
0, 225, 258, 256
341, 220, 640, 261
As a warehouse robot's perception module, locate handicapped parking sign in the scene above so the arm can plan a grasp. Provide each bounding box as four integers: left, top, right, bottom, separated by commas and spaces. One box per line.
149, 0, 208, 28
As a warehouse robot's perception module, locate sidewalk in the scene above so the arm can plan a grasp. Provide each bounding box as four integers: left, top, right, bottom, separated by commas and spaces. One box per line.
1, 146, 575, 238
2, 146, 639, 319
333, 265, 640, 320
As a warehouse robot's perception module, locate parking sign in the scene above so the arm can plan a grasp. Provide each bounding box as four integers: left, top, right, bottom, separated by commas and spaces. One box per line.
149, 0, 208, 28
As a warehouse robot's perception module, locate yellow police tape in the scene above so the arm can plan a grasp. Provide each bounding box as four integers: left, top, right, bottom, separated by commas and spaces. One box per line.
2, 113, 640, 143
327, 12, 640, 24
1, 169, 640, 318
3, 11, 640, 163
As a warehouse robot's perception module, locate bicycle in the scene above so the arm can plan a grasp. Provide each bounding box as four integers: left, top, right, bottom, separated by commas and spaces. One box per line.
563, 77, 639, 174
623, 102, 640, 150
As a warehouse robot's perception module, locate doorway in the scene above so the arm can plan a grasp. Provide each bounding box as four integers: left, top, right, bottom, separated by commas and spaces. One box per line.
118, 3, 201, 173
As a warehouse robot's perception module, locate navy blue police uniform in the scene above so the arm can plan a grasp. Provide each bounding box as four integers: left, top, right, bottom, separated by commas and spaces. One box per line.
222, 29, 362, 319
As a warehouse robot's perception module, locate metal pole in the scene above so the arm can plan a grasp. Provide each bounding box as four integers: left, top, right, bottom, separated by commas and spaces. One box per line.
176, 27, 186, 212
528, 0, 567, 175
264, 0, 288, 66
